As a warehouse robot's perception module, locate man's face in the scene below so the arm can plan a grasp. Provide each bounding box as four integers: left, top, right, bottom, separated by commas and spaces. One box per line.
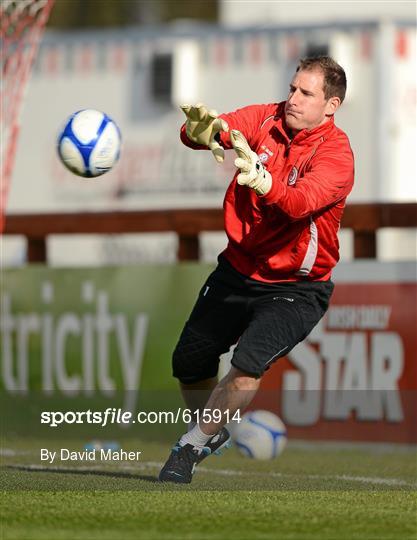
284, 69, 339, 133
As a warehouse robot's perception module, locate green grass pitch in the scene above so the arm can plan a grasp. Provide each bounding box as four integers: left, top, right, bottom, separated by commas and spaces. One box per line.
1, 438, 416, 540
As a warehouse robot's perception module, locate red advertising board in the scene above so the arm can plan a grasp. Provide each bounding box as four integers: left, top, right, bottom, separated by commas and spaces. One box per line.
252, 262, 417, 443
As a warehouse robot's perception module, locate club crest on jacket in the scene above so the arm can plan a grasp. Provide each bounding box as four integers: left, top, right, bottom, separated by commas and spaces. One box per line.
288, 166, 298, 185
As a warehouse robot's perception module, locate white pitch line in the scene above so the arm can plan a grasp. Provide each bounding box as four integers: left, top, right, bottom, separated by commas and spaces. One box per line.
4, 460, 416, 488
1, 448, 32, 457
196, 466, 416, 487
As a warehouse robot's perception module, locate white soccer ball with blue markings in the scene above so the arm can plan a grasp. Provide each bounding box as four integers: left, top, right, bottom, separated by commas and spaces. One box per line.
233, 410, 287, 460
57, 109, 121, 177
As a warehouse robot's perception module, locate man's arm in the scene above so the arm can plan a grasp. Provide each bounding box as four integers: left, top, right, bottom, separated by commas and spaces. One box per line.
261, 138, 354, 219
180, 103, 276, 156
231, 129, 354, 218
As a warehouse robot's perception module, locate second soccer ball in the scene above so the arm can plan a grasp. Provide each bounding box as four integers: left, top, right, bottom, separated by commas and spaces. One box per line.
232, 410, 287, 460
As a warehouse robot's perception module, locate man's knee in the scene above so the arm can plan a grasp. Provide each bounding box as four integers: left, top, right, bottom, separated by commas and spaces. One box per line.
172, 329, 220, 384
223, 366, 261, 391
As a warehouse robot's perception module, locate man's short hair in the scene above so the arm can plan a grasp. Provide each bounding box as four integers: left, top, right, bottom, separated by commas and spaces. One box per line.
296, 56, 347, 103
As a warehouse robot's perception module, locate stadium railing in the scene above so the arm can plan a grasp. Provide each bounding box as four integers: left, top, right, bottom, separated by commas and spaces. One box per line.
3, 202, 417, 263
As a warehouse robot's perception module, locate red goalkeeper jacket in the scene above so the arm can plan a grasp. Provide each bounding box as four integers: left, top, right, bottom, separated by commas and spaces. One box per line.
180, 101, 354, 283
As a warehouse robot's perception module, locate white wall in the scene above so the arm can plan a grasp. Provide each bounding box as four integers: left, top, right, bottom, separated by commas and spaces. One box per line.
4, 22, 415, 265
220, 1, 416, 27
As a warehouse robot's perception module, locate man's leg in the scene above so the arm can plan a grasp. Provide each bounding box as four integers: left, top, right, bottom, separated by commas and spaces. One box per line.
159, 367, 259, 484
198, 367, 259, 435
176, 366, 258, 451
177, 366, 258, 447
160, 261, 249, 483
180, 377, 218, 427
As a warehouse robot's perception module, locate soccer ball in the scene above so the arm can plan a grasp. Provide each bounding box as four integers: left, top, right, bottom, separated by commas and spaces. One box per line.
232, 410, 287, 460
57, 109, 121, 177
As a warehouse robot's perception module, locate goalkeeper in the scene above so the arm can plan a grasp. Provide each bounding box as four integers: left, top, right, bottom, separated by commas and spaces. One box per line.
159, 56, 354, 483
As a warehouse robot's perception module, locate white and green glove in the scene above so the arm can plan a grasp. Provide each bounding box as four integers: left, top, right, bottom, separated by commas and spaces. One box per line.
230, 130, 272, 196
180, 103, 229, 163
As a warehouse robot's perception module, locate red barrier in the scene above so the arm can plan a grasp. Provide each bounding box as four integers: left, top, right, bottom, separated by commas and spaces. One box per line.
253, 263, 417, 443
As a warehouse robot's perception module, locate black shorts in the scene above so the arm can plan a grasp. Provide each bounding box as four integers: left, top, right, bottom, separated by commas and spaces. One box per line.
172, 256, 333, 383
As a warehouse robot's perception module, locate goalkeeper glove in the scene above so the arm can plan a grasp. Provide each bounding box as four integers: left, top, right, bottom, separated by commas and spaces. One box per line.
180, 103, 229, 163
230, 130, 272, 196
